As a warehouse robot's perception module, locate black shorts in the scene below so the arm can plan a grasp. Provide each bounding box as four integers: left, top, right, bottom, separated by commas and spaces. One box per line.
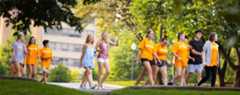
141, 59, 155, 65
156, 60, 168, 67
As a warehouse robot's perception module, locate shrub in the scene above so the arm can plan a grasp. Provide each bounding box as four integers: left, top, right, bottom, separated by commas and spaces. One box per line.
49, 64, 71, 82
0, 63, 9, 77
69, 67, 81, 82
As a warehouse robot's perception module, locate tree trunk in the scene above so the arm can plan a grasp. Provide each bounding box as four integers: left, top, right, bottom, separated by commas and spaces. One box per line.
160, 25, 163, 39
219, 59, 228, 87
218, 48, 230, 87
234, 47, 240, 87
219, 44, 237, 70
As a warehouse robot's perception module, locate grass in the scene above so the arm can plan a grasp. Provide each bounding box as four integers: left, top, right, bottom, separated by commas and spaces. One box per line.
106, 80, 136, 86
111, 88, 240, 95
0, 79, 90, 95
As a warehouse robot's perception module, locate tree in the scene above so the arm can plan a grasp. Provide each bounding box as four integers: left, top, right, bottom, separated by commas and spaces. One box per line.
0, 0, 97, 32
74, 0, 240, 85
215, 0, 240, 87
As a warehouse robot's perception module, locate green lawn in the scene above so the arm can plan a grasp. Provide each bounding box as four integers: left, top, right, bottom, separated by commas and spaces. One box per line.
106, 80, 136, 86
0, 79, 90, 95
111, 88, 240, 95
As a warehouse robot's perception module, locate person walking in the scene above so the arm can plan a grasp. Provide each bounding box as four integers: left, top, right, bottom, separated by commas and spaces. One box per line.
96, 32, 117, 89
80, 34, 96, 89
154, 37, 169, 86
198, 32, 219, 87
135, 29, 156, 86
26, 36, 39, 80
172, 33, 191, 86
187, 30, 205, 85
40, 40, 52, 84
11, 33, 27, 77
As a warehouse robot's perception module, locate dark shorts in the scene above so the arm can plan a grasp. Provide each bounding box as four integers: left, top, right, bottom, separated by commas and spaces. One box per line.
141, 59, 155, 66
156, 60, 168, 67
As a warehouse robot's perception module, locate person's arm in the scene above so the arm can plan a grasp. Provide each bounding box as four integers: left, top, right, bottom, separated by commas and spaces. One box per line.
191, 49, 202, 56
95, 41, 101, 56
23, 44, 28, 55
202, 43, 207, 65
153, 45, 160, 62
136, 50, 141, 64
80, 45, 87, 67
109, 37, 118, 46
188, 45, 195, 61
153, 52, 161, 63
217, 45, 220, 67
189, 41, 202, 56
189, 56, 195, 61
137, 40, 145, 64
12, 43, 17, 62
172, 43, 180, 60
36, 47, 40, 64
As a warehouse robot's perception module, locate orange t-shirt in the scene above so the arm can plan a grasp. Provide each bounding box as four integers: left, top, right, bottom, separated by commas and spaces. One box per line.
207, 42, 219, 67
154, 43, 168, 61
138, 38, 155, 60
40, 47, 52, 69
172, 41, 190, 66
26, 44, 39, 64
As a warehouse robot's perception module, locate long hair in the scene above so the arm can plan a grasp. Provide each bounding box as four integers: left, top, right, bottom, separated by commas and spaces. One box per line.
209, 32, 216, 42
86, 34, 94, 44
28, 36, 35, 46
101, 32, 108, 42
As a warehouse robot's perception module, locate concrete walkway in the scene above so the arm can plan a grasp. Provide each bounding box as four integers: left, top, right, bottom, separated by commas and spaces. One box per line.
49, 82, 124, 95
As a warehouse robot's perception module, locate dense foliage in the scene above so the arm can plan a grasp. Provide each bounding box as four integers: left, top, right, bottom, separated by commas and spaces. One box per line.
75, 0, 240, 86
0, 0, 100, 32
49, 64, 71, 82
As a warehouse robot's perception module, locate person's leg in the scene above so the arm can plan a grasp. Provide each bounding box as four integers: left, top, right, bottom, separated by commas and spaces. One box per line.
97, 62, 103, 88
41, 68, 49, 84
100, 61, 110, 88
160, 66, 168, 86
135, 67, 146, 86
45, 72, 49, 84
196, 64, 203, 83
181, 67, 187, 86
87, 68, 96, 89
10, 64, 16, 77
15, 63, 21, 77
187, 64, 194, 85
19, 64, 24, 78
173, 67, 181, 85
27, 64, 32, 79
42, 72, 47, 84
152, 65, 159, 84
180, 67, 184, 86
32, 64, 36, 79
211, 66, 217, 87
144, 61, 154, 86
85, 68, 92, 87
198, 66, 210, 86
81, 69, 88, 87
89, 69, 94, 84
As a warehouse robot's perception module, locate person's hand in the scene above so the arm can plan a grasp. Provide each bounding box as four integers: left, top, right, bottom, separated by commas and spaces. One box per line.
80, 63, 83, 68
202, 62, 207, 66
12, 58, 17, 63
176, 55, 181, 60
190, 57, 195, 62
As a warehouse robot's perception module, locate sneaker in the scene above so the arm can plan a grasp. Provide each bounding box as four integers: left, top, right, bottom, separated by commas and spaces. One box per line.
90, 84, 97, 89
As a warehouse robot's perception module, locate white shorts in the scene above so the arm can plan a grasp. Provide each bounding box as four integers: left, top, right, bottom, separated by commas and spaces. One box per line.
97, 58, 109, 64
188, 64, 203, 73
42, 68, 49, 74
